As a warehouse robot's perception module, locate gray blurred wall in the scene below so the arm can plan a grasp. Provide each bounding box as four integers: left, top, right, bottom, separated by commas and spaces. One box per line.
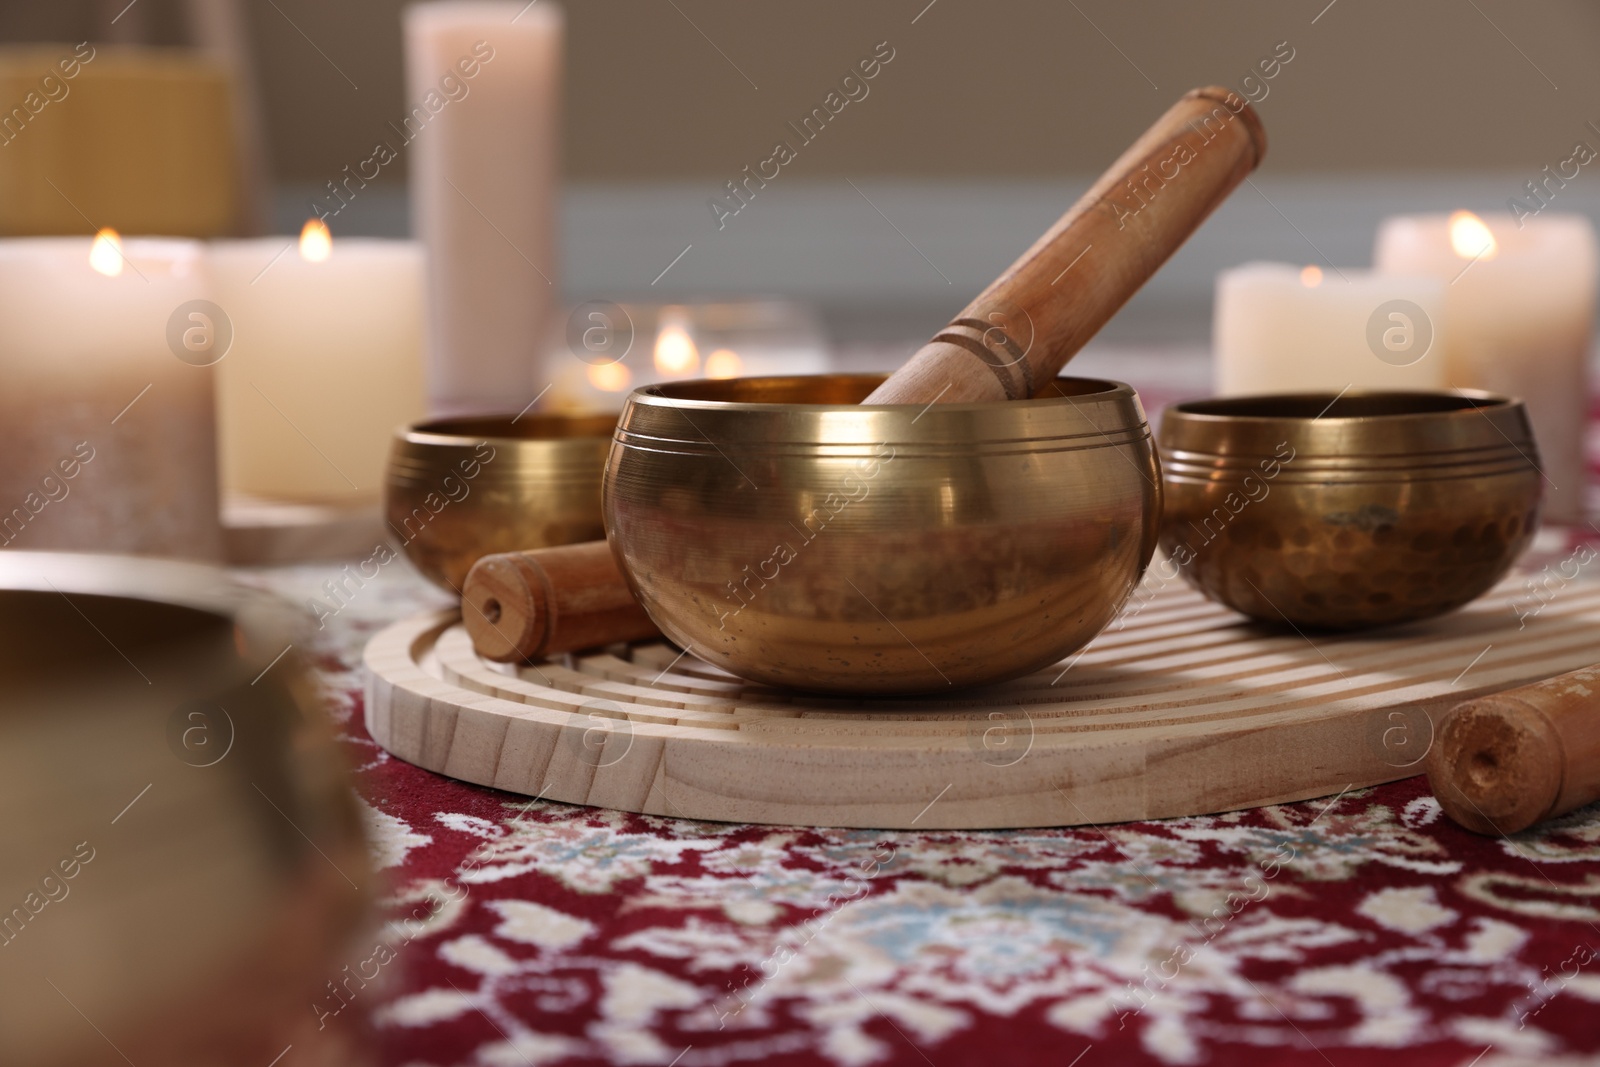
7, 0, 1599, 341
4, 0, 1599, 184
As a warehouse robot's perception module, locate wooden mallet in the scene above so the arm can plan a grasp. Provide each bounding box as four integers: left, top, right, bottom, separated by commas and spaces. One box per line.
463, 540, 660, 662
864, 85, 1264, 404
465, 86, 1266, 661
1427, 664, 1600, 835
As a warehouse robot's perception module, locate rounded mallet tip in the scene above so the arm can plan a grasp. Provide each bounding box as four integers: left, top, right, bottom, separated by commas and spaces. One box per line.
462, 553, 551, 663
1426, 696, 1562, 835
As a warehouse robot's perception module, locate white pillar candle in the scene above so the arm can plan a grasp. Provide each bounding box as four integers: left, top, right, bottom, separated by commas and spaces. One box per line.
1214, 262, 1447, 396
211, 225, 427, 503
0, 235, 223, 559
1374, 212, 1597, 523
404, 0, 562, 414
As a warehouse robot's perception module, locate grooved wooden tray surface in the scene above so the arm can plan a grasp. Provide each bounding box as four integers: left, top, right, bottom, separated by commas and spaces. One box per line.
363, 573, 1600, 829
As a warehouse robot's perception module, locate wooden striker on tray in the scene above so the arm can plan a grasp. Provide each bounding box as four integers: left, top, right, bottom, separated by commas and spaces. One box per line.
1427, 664, 1600, 835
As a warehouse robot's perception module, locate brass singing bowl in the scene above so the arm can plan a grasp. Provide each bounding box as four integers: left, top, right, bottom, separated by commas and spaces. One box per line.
1159, 391, 1542, 629
603, 374, 1161, 694
386, 412, 617, 593
0, 553, 371, 1066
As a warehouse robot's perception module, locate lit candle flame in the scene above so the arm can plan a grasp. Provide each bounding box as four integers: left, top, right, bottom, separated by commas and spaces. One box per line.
653, 317, 699, 376
1299, 265, 1323, 287
705, 348, 743, 379
588, 361, 632, 392
1449, 210, 1498, 261
89, 228, 123, 277
299, 218, 333, 262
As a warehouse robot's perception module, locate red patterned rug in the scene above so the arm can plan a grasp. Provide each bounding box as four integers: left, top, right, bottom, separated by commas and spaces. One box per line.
239, 395, 1600, 1067
239, 555, 1599, 1067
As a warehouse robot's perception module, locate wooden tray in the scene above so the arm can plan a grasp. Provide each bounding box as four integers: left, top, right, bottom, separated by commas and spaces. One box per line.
364, 572, 1600, 829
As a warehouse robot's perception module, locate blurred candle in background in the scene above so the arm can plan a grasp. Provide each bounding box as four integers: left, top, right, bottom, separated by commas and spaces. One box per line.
1375, 212, 1598, 523
1213, 262, 1447, 396
0, 45, 237, 237
212, 222, 426, 503
546, 301, 831, 413
404, 0, 562, 414
0, 235, 223, 559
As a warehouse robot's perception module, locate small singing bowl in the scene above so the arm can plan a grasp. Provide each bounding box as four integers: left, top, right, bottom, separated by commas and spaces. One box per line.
0, 552, 371, 1065
386, 412, 618, 593
1158, 390, 1542, 630
603, 374, 1161, 694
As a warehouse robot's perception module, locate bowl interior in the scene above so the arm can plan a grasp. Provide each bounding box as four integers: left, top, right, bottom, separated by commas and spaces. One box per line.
0, 591, 234, 695
641, 373, 1124, 407
408, 411, 618, 443
1171, 392, 1507, 420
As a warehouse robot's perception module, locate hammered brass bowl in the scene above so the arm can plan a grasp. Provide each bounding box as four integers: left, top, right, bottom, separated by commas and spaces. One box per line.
1159, 390, 1542, 629
603, 374, 1161, 694
0, 552, 371, 1066
386, 412, 617, 592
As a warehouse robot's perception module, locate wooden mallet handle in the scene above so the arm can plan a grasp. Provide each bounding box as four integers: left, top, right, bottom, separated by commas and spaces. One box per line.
864, 86, 1266, 405
462, 541, 661, 662
1426, 664, 1600, 834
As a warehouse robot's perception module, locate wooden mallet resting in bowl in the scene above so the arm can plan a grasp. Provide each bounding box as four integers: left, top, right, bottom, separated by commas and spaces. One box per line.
464, 86, 1267, 662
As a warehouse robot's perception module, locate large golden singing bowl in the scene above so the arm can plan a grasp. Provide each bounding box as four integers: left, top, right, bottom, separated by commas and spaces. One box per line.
386, 412, 617, 593
603, 374, 1161, 694
0, 552, 371, 1067
1159, 391, 1542, 630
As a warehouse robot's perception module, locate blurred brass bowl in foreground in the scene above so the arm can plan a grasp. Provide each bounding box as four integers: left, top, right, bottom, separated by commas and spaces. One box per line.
1158, 391, 1541, 630
0, 552, 371, 1067
603, 374, 1161, 694
386, 412, 617, 593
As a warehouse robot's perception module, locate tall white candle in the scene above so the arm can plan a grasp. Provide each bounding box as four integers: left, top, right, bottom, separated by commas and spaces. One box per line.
1375, 212, 1598, 523
1214, 262, 1447, 396
211, 225, 427, 503
404, 0, 562, 414
0, 235, 223, 559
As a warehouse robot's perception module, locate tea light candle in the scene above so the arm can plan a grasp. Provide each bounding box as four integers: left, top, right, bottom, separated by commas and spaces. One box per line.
1374, 212, 1598, 523
1213, 262, 1447, 396
0, 234, 223, 559
405, 0, 562, 414
545, 303, 831, 414
211, 223, 427, 503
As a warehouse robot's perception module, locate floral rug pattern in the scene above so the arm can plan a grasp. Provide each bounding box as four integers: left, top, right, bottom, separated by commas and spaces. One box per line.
244, 528, 1600, 1067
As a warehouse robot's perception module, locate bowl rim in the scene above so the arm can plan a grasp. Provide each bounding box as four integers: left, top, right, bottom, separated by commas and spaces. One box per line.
625, 373, 1137, 412
398, 411, 619, 447
1163, 388, 1517, 423
0, 551, 305, 676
